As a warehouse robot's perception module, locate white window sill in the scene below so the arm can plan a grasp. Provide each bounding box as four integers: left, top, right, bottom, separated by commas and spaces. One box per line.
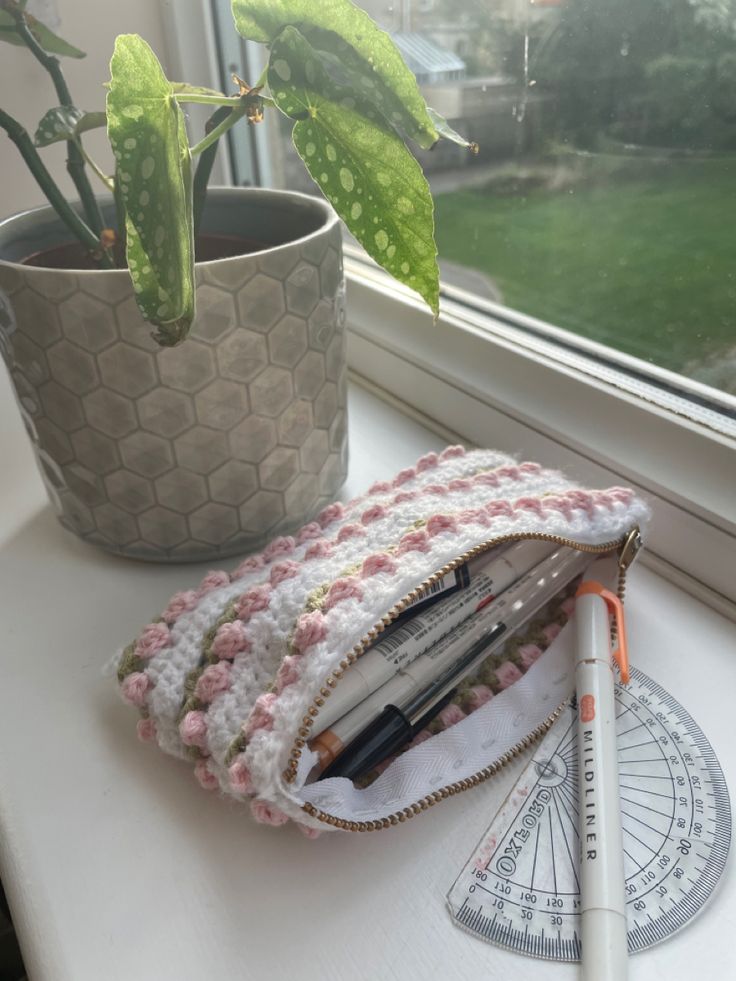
0, 370, 734, 981
344, 259, 736, 617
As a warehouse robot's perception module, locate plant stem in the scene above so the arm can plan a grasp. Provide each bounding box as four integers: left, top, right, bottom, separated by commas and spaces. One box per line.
9, 3, 104, 235
0, 107, 113, 267
173, 93, 243, 106
190, 104, 247, 157
74, 139, 114, 190
192, 105, 233, 237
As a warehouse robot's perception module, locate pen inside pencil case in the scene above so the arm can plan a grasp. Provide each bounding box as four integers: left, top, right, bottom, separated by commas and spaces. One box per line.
308, 548, 587, 785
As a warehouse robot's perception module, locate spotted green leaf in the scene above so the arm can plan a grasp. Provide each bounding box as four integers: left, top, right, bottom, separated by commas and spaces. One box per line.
34, 107, 105, 147
268, 27, 438, 316
107, 35, 194, 346
231, 0, 438, 150
0, 9, 85, 57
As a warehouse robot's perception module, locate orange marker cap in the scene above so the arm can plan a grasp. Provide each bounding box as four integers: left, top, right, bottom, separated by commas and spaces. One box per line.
575, 580, 630, 683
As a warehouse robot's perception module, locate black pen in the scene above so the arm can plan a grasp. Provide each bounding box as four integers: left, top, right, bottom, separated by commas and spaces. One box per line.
320, 622, 506, 781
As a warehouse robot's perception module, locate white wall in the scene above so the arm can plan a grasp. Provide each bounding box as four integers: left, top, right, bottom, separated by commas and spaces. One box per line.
0, 0, 171, 218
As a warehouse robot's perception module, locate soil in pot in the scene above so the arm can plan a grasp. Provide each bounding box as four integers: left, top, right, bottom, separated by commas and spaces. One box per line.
22, 233, 265, 269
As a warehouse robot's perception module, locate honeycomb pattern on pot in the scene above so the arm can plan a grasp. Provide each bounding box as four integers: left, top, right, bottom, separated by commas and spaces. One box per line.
0, 231, 348, 561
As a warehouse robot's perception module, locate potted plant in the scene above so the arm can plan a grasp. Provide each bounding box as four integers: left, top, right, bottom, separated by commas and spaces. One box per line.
0, 0, 475, 561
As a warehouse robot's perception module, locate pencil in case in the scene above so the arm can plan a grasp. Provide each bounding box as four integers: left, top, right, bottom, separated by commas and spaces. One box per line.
113, 446, 650, 834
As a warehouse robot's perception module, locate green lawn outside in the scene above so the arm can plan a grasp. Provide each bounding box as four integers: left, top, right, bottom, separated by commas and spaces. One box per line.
433, 158, 736, 389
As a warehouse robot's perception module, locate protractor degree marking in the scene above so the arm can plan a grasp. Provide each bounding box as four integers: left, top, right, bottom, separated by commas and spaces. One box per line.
447, 668, 730, 963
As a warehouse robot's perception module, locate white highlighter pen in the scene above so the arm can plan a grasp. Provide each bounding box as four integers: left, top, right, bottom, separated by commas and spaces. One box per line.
574, 562, 630, 981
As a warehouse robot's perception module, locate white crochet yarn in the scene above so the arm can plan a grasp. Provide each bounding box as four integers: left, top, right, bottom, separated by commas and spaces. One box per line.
115, 447, 650, 832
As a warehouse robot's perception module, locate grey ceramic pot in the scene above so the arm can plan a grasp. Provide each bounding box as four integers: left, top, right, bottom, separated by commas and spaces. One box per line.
0, 188, 348, 561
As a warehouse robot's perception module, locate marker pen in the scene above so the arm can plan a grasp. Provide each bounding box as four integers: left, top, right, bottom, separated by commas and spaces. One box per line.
311, 540, 558, 738
574, 564, 630, 981
312, 545, 591, 776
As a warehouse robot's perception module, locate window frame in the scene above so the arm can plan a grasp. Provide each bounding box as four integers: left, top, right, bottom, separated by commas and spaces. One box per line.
344, 255, 736, 615
168, 2, 736, 616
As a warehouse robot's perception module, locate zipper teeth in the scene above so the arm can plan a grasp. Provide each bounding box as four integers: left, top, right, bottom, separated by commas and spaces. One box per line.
287, 528, 636, 831
302, 702, 567, 832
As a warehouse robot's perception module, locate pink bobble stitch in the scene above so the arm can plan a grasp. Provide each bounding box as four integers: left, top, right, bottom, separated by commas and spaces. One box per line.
496, 661, 523, 690
162, 590, 198, 624
369, 480, 392, 495
438, 703, 467, 728
121, 671, 150, 707
544, 495, 574, 520
568, 490, 595, 515
297, 521, 323, 543
337, 523, 366, 543
297, 823, 323, 839
194, 759, 219, 791
440, 445, 466, 460
464, 685, 494, 711
318, 502, 344, 528
250, 798, 290, 826
474, 471, 499, 487
305, 539, 333, 560
275, 655, 302, 692
393, 490, 417, 504
244, 692, 278, 739
361, 504, 387, 525
398, 529, 429, 554
459, 507, 489, 526
263, 536, 295, 561
136, 717, 157, 742
608, 486, 633, 503
560, 596, 576, 618
195, 662, 232, 703
416, 451, 439, 472
197, 570, 230, 596
361, 552, 397, 577
448, 478, 472, 492
270, 560, 299, 586
542, 622, 562, 644
424, 483, 448, 496
393, 467, 416, 487
520, 462, 542, 474
179, 710, 208, 749
292, 611, 328, 654
134, 622, 171, 660
486, 500, 514, 518
514, 497, 545, 516
233, 554, 265, 579
324, 577, 363, 610
229, 757, 255, 795
498, 465, 520, 480
519, 644, 543, 669
236, 583, 271, 620
426, 513, 458, 536
211, 620, 250, 660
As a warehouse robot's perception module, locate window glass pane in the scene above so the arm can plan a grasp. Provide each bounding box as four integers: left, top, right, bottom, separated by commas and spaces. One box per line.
223, 0, 736, 398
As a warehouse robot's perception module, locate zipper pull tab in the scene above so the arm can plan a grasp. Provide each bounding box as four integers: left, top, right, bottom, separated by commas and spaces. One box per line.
618, 526, 643, 575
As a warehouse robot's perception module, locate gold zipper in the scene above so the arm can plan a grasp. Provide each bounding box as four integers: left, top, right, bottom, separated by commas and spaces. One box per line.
288, 526, 642, 831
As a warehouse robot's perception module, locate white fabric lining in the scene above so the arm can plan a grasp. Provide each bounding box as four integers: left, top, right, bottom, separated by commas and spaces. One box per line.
292, 619, 576, 823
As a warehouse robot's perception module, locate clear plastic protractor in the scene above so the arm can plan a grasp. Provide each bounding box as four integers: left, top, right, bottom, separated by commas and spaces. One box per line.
447, 666, 731, 961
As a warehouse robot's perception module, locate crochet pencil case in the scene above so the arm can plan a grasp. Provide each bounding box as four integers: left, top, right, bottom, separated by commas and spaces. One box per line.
114, 446, 650, 834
